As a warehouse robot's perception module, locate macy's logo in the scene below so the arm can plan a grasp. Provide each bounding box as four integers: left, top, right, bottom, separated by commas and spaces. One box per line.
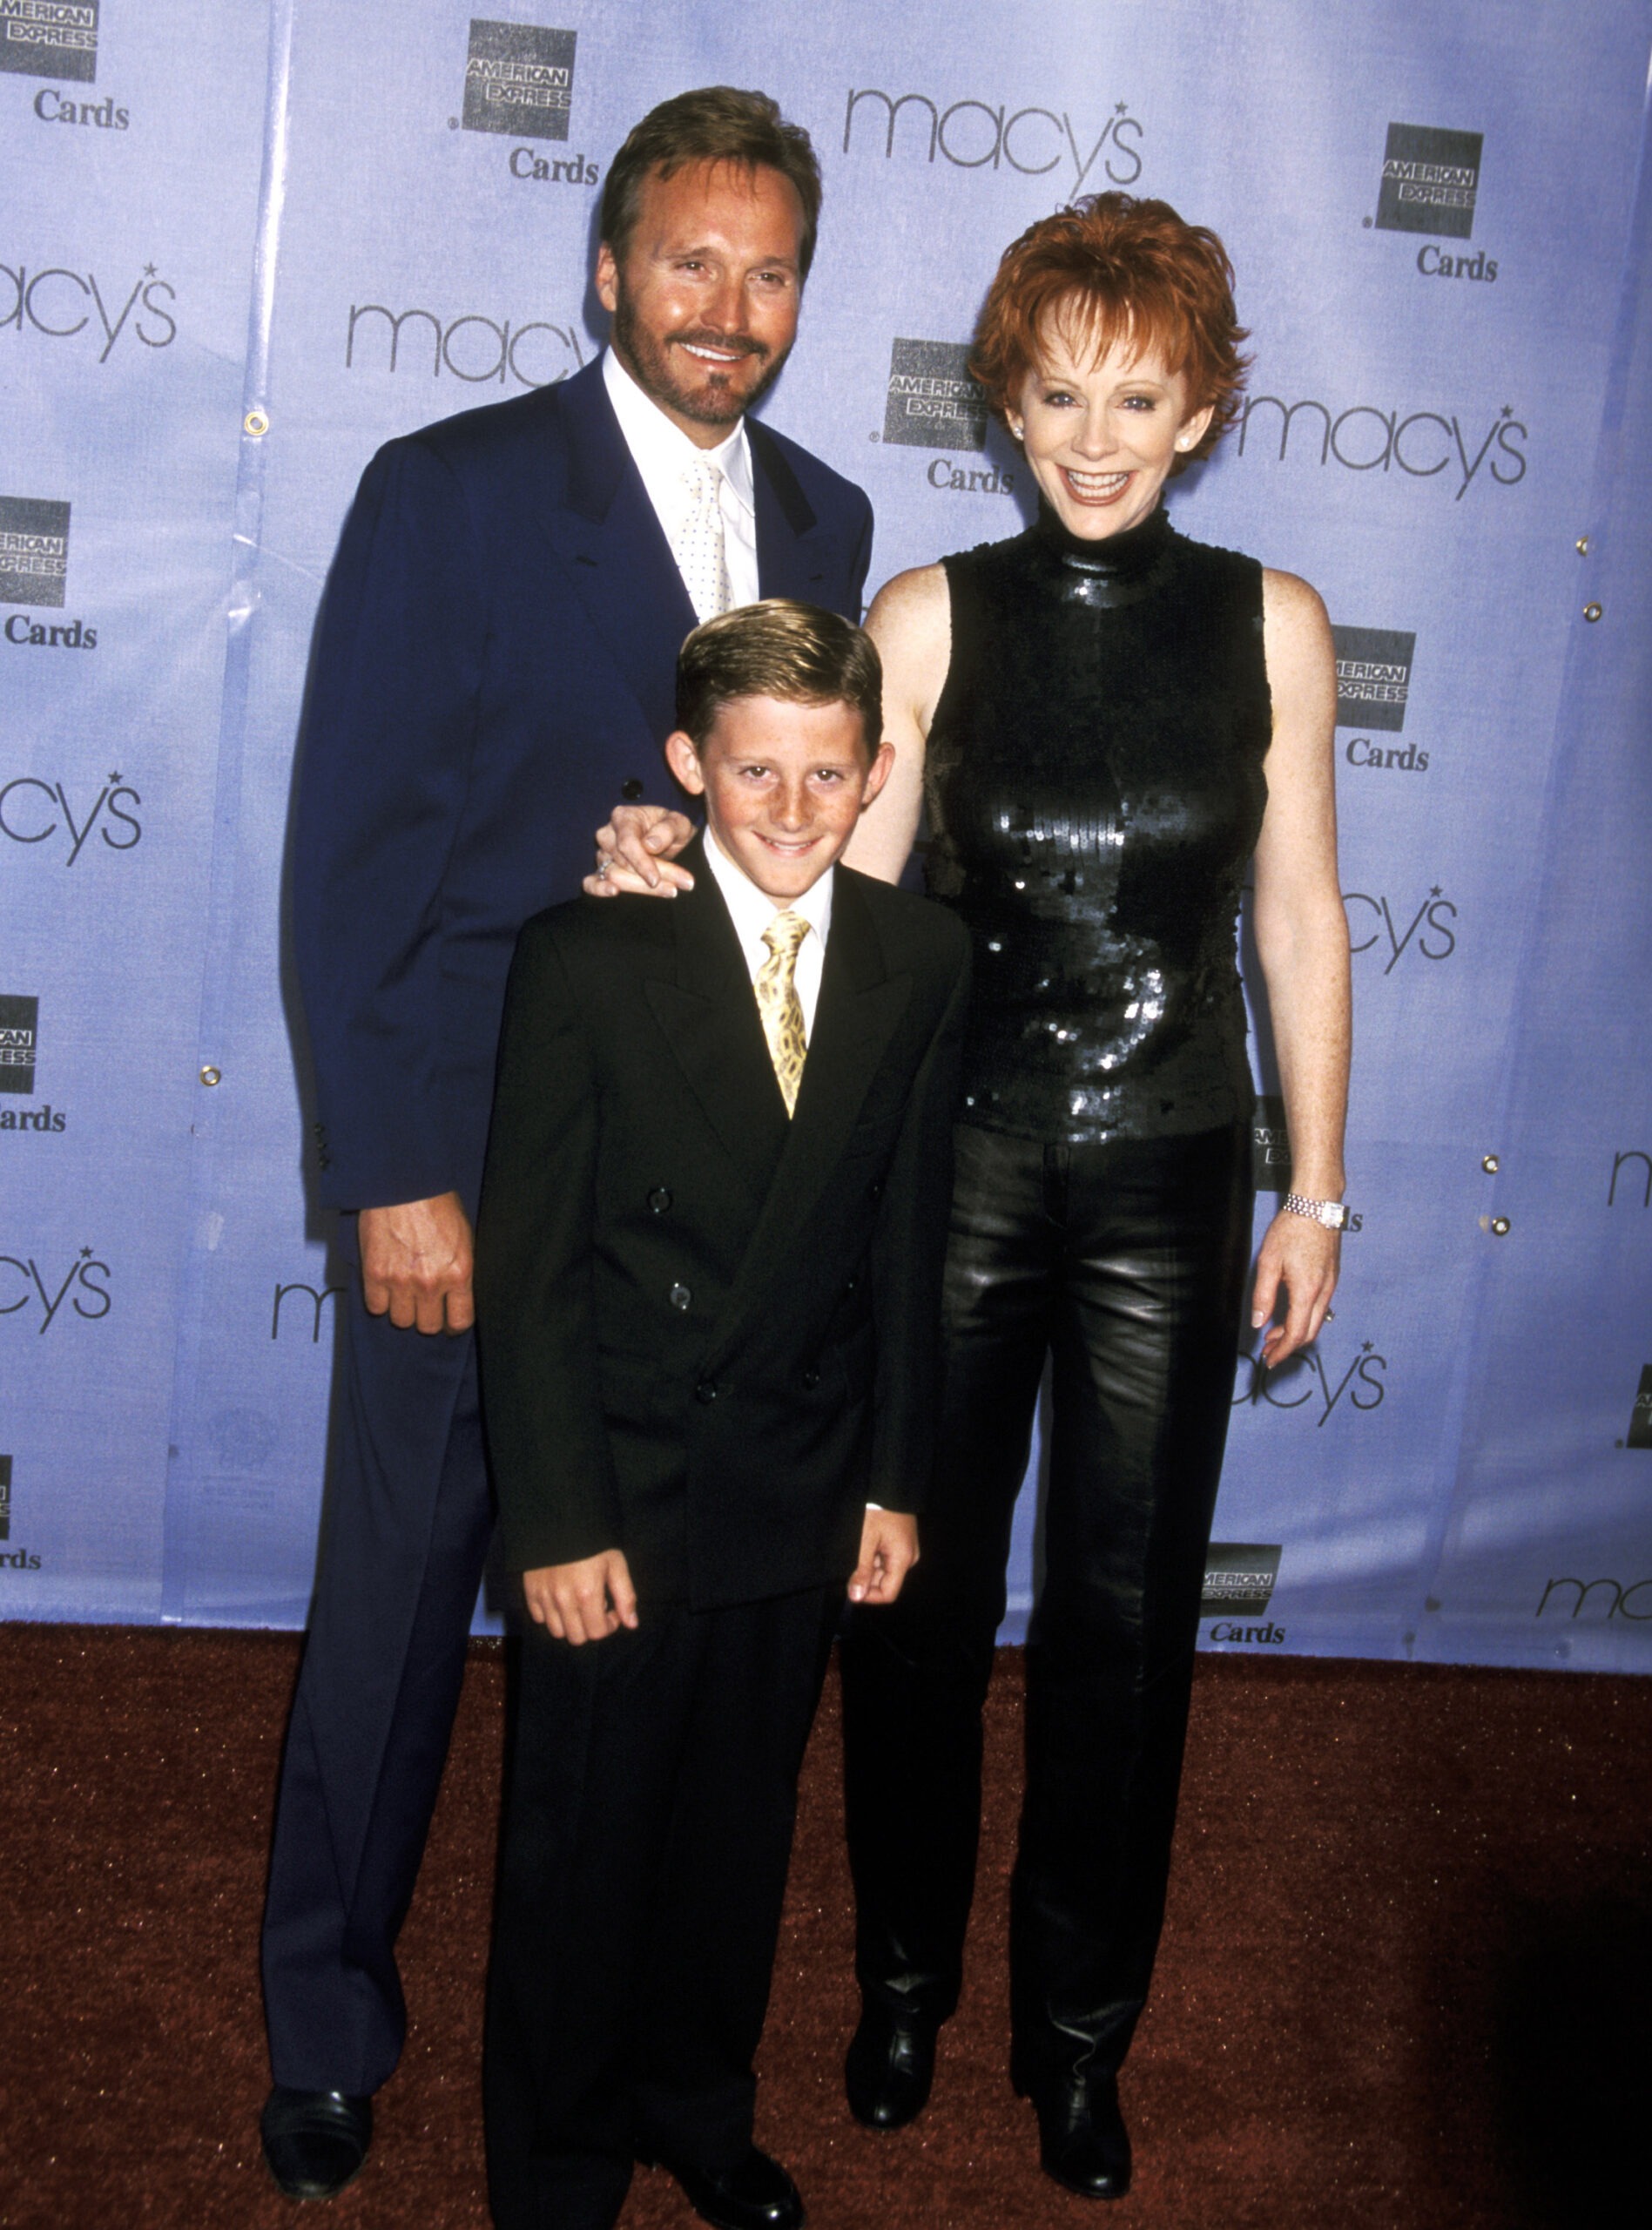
270, 1279, 347, 1341
345, 302, 584, 388
1536, 1576, 1652, 1623
841, 88, 1142, 193
1234, 395, 1524, 498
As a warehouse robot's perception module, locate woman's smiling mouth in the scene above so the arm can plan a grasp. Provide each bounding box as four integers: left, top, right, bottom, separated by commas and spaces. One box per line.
1061, 467, 1132, 502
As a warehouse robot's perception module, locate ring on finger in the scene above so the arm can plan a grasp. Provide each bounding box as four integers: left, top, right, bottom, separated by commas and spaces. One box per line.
596, 856, 610, 878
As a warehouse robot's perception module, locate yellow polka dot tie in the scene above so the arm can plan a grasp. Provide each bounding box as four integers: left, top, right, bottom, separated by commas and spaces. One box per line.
673, 456, 732, 621
756, 910, 810, 1116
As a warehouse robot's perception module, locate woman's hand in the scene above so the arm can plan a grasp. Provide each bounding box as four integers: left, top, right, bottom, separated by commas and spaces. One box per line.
585, 805, 697, 897
1251, 1209, 1339, 1369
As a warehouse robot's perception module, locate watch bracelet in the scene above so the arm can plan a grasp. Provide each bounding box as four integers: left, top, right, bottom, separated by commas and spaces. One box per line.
1281, 1191, 1347, 1229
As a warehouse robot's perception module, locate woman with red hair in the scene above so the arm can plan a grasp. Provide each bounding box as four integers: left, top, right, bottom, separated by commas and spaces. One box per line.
596, 193, 1349, 2202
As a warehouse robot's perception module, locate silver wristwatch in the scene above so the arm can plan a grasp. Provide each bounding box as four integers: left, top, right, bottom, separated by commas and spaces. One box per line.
1282, 1192, 1351, 1232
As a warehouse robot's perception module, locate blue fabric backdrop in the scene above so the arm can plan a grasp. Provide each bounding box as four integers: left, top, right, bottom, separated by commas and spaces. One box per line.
3, 0, 1649, 1671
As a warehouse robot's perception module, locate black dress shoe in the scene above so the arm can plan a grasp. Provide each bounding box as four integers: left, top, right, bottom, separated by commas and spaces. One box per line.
1033, 2075, 1131, 2201
260, 2086, 374, 2201
844, 2002, 940, 2131
667, 2145, 805, 2230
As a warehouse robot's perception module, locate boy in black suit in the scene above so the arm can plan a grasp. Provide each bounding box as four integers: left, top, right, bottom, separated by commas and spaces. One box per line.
475, 600, 969, 2230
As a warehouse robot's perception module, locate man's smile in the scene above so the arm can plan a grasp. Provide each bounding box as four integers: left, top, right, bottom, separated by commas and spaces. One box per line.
677, 334, 765, 366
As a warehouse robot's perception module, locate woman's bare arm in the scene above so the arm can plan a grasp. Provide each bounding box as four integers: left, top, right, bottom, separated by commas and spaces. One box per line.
840, 563, 951, 883
1248, 566, 1352, 1369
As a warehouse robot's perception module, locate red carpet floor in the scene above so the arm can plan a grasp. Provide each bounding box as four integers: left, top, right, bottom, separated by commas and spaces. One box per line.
1, 1627, 1648, 2229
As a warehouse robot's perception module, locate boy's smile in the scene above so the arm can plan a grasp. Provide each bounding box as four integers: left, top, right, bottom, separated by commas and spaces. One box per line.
664, 694, 893, 902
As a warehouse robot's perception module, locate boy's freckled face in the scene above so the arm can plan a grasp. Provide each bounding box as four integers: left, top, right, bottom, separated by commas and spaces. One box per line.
664, 695, 894, 903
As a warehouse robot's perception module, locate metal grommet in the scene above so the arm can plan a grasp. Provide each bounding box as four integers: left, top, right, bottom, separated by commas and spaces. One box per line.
244, 408, 270, 437
199, 1065, 221, 1086
1481, 1154, 1500, 1174
1584, 603, 1603, 622
1491, 1217, 1511, 1236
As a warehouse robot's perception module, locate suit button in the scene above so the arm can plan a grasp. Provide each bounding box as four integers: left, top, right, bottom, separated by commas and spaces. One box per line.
670, 1283, 691, 1311
844, 1272, 859, 1294
621, 776, 645, 801
868, 1179, 883, 1200
648, 1186, 672, 1213
696, 1380, 718, 1405
802, 1368, 820, 1391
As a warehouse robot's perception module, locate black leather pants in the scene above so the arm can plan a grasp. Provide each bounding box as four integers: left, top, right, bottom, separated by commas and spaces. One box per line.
841, 1120, 1251, 2094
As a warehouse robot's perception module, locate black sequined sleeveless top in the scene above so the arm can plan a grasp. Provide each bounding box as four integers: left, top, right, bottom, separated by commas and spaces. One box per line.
924, 502, 1271, 1143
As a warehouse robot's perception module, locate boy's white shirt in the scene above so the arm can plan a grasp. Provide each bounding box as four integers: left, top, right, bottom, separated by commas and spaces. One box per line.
700, 826, 833, 1044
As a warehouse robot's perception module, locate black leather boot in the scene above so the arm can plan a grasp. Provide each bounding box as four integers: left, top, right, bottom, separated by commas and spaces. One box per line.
844, 2001, 941, 2130
1032, 2073, 1131, 2201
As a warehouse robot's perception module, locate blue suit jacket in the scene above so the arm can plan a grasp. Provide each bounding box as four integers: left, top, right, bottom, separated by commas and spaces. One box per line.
291, 359, 874, 1213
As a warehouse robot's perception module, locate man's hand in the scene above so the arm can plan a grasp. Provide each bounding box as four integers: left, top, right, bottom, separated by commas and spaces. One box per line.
358, 1191, 475, 1334
848, 1509, 919, 1605
1251, 1210, 1340, 1370
523, 1550, 639, 1645
586, 805, 697, 898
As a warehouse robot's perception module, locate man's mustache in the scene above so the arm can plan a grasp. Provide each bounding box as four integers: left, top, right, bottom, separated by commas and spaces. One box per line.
671, 329, 770, 366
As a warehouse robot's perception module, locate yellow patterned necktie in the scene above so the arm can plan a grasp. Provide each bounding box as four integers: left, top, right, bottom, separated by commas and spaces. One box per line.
673, 456, 732, 621
755, 909, 811, 1116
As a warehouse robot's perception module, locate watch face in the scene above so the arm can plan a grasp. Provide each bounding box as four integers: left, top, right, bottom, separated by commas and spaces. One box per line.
1287, 1193, 1348, 1229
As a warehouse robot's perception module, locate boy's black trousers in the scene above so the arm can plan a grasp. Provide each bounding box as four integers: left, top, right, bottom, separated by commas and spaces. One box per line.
484, 1583, 839, 2230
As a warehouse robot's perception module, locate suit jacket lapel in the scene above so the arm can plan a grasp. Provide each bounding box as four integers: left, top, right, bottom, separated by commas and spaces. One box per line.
543, 363, 698, 747
644, 840, 790, 1206
702, 870, 912, 1368
749, 418, 841, 604
537, 378, 843, 743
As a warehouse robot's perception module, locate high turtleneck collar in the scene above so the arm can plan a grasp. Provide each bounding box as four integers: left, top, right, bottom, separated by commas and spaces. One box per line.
1031, 497, 1175, 607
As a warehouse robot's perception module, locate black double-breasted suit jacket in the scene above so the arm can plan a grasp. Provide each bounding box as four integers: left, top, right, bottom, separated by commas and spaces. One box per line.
475, 839, 971, 1612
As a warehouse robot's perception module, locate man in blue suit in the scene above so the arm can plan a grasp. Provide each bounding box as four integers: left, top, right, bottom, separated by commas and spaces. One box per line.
260, 86, 873, 2206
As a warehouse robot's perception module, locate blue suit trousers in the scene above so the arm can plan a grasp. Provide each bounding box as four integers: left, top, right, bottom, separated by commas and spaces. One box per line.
261, 1262, 494, 2093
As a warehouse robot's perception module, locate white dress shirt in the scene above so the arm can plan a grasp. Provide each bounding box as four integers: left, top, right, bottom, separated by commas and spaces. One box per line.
701, 831, 832, 1042
603, 348, 760, 615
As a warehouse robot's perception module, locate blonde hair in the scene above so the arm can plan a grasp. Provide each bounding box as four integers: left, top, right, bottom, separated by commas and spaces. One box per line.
676, 599, 882, 754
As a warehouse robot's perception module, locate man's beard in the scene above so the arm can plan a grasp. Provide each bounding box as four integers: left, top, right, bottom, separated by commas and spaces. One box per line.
610, 285, 788, 429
